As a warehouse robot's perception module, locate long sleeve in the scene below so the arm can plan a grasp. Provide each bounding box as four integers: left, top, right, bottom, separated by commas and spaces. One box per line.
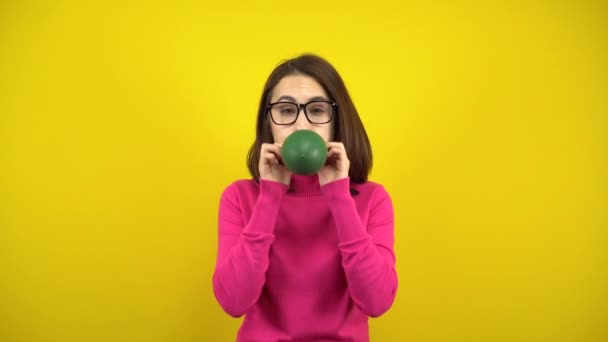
321, 178, 398, 317
212, 179, 288, 317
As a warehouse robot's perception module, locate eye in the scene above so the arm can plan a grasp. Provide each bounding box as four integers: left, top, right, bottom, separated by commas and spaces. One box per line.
280, 107, 296, 115
307, 103, 329, 115
274, 103, 297, 115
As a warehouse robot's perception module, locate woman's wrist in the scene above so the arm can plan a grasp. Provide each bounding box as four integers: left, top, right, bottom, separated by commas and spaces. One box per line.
320, 177, 351, 198
259, 178, 289, 204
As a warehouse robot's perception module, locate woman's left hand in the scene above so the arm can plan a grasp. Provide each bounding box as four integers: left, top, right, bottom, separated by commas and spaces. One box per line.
318, 142, 350, 186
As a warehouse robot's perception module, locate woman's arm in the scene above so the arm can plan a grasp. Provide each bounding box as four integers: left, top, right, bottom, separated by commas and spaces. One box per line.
321, 178, 398, 317
212, 180, 287, 317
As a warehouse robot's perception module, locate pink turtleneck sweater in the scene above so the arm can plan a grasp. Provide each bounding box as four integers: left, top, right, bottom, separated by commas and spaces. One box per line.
213, 174, 397, 342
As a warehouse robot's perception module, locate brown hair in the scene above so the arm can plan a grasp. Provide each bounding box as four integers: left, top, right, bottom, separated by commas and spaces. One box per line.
246, 54, 373, 184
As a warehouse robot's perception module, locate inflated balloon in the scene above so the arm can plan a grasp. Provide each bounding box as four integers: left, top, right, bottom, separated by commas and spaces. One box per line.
281, 130, 327, 175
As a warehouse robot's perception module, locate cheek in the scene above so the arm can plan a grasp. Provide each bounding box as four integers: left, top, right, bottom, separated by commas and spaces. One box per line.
323, 123, 334, 142
313, 127, 333, 143
270, 125, 291, 144
301, 123, 332, 143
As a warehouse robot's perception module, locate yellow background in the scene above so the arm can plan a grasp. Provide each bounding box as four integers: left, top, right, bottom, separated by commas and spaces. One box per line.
1, 0, 606, 341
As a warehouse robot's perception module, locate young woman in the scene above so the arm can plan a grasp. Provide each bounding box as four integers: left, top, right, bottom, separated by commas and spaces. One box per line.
213, 54, 398, 342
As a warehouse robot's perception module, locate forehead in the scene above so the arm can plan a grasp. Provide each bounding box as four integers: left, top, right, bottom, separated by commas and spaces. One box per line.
271, 74, 328, 101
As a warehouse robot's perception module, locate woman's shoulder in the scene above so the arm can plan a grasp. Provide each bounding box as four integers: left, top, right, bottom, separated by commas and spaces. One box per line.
222, 178, 259, 194
220, 178, 260, 203
227, 178, 259, 188
350, 179, 392, 199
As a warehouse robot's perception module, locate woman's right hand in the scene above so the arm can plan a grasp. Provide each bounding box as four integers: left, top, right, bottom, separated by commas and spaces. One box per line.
259, 143, 291, 185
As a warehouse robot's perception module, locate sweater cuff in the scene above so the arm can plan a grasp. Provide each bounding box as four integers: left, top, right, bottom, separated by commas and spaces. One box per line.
321, 177, 369, 242
320, 177, 351, 199
259, 178, 289, 200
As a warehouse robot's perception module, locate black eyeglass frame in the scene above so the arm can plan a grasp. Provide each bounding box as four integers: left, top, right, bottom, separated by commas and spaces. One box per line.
266, 100, 337, 125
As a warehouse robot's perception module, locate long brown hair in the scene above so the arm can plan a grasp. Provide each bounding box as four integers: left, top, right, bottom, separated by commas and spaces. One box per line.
246, 54, 373, 184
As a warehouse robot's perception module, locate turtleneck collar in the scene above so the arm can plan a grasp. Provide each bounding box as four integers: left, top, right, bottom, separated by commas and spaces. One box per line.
286, 174, 323, 197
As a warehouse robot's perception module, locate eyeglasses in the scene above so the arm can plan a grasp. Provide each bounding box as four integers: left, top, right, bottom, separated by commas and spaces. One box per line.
267, 100, 336, 125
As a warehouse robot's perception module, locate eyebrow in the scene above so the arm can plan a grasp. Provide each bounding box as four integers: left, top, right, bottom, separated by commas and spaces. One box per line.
275, 95, 330, 103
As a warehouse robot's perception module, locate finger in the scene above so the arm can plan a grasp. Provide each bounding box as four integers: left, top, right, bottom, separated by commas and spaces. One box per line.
326, 143, 343, 152
327, 145, 347, 160
262, 147, 281, 159
325, 151, 338, 163
262, 143, 281, 154
269, 149, 283, 163
326, 142, 345, 149
328, 146, 343, 156
268, 145, 284, 158
262, 152, 278, 164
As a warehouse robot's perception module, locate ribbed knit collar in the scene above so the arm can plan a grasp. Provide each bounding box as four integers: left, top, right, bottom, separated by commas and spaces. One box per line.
286, 174, 323, 197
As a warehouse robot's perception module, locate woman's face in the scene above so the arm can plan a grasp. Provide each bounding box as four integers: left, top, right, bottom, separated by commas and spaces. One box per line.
268, 74, 335, 144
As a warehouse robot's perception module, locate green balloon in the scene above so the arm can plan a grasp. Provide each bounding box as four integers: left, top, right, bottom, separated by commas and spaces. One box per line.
281, 130, 327, 175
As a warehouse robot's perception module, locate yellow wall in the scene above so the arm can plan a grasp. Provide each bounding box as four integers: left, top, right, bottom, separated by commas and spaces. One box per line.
1, 1, 606, 341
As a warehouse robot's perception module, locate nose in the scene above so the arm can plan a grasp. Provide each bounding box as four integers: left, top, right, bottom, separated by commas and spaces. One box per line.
294, 107, 312, 130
